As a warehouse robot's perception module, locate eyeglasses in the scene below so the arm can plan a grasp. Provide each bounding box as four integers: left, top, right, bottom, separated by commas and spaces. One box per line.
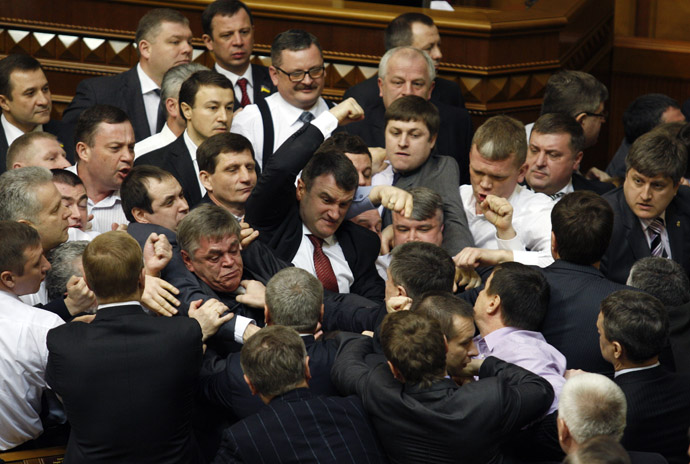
582, 110, 608, 121
274, 65, 325, 82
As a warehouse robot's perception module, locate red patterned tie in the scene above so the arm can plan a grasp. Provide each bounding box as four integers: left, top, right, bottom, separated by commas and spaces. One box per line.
237, 78, 251, 107
307, 235, 339, 293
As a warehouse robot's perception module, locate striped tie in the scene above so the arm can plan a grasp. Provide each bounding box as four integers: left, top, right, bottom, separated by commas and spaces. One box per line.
299, 111, 315, 125
648, 218, 668, 258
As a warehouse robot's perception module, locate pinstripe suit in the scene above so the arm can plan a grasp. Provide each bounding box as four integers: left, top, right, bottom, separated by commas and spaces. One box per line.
212, 388, 389, 463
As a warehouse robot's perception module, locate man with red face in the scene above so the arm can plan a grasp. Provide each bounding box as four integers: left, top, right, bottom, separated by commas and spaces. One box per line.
456, 115, 554, 270
601, 128, 690, 284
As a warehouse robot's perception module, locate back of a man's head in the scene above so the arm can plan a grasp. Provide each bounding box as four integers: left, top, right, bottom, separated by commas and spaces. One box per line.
82, 231, 144, 303
558, 373, 627, 446
627, 257, 690, 307
160, 62, 208, 104
265, 267, 323, 333
384, 12, 434, 50
389, 241, 454, 300
625, 128, 687, 185
0, 166, 53, 223
600, 290, 668, 364
380, 311, 447, 388
551, 191, 613, 266
486, 262, 550, 331
240, 325, 308, 400
541, 70, 608, 118
623, 93, 681, 145
472, 114, 527, 166
46, 240, 89, 303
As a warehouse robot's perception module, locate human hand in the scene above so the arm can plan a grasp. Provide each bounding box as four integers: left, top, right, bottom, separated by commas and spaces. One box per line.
141, 275, 180, 317
189, 298, 234, 342
235, 280, 266, 308
329, 97, 365, 125
143, 233, 173, 276
371, 186, 413, 218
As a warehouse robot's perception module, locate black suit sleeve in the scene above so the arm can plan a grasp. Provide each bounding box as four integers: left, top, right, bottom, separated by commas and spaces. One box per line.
322, 292, 385, 333
331, 335, 377, 396
479, 356, 555, 435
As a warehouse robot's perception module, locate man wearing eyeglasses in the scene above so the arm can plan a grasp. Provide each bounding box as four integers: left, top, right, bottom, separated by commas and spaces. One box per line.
231, 29, 332, 169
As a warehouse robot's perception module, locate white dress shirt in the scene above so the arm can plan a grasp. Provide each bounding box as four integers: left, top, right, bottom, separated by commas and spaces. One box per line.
0, 290, 64, 450
66, 165, 129, 233
460, 184, 555, 267
614, 362, 660, 378
215, 63, 255, 105
1, 113, 43, 148
182, 130, 207, 198
231, 93, 330, 167
137, 63, 162, 136
134, 123, 177, 159
291, 224, 354, 293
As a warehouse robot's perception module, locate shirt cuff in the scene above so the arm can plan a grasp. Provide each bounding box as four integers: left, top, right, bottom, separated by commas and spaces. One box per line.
311, 111, 338, 138
346, 186, 376, 220
234, 315, 255, 344
495, 233, 525, 251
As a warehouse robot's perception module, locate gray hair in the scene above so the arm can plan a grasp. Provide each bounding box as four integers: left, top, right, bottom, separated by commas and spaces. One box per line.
160, 62, 208, 106
558, 373, 627, 444
177, 203, 241, 257
46, 241, 89, 302
627, 257, 690, 307
265, 267, 323, 333
379, 46, 435, 82
0, 166, 53, 222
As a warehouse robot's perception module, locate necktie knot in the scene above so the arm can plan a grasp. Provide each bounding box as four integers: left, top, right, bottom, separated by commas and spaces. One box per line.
307, 234, 324, 249
299, 111, 315, 125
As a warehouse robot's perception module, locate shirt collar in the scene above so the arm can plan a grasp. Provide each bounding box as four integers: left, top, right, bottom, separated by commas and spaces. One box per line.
639, 211, 667, 231
301, 223, 336, 245
183, 129, 199, 161
137, 63, 160, 95
275, 93, 322, 125
1, 113, 42, 146
98, 300, 142, 310
615, 362, 660, 378
214, 63, 253, 88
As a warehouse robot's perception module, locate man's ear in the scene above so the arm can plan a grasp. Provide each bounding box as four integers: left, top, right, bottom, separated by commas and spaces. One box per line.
199, 170, 213, 192
387, 360, 404, 382
165, 98, 178, 119
573, 151, 584, 171
517, 162, 528, 183
612, 341, 624, 360
244, 374, 259, 396
397, 284, 408, 298
557, 417, 572, 452
75, 141, 90, 164
575, 112, 587, 126
304, 355, 312, 382
201, 34, 214, 51
180, 102, 193, 123
132, 207, 150, 225
319, 303, 324, 324
296, 178, 306, 201
486, 293, 501, 316
138, 39, 152, 61
551, 231, 559, 260
268, 66, 279, 87
180, 249, 195, 273
0, 270, 16, 289
0, 94, 10, 113
264, 305, 272, 326
378, 77, 384, 99
138, 268, 146, 291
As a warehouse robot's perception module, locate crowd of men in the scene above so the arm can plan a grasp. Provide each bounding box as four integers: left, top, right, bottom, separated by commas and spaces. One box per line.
1, 1, 690, 463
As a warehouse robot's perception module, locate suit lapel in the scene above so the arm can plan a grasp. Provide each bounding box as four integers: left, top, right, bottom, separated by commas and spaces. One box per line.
620, 192, 651, 261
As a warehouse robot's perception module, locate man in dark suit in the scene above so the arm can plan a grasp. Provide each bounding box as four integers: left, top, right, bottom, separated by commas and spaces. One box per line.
136, 70, 235, 208
0, 55, 68, 172
345, 46, 473, 184
62, 8, 193, 149
598, 290, 690, 464
45, 230, 228, 463
344, 12, 464, 109
525, 113, 613, 199
201, 0, 275, 109
601, 128, 690, 284
201, 267, 342, 423
627, 257, 690, 375
540, 191, 630, 375
244, 98, 389, 302
213, 325, 388, 463
557, 372, 668, 464
332, 310, 554, 464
